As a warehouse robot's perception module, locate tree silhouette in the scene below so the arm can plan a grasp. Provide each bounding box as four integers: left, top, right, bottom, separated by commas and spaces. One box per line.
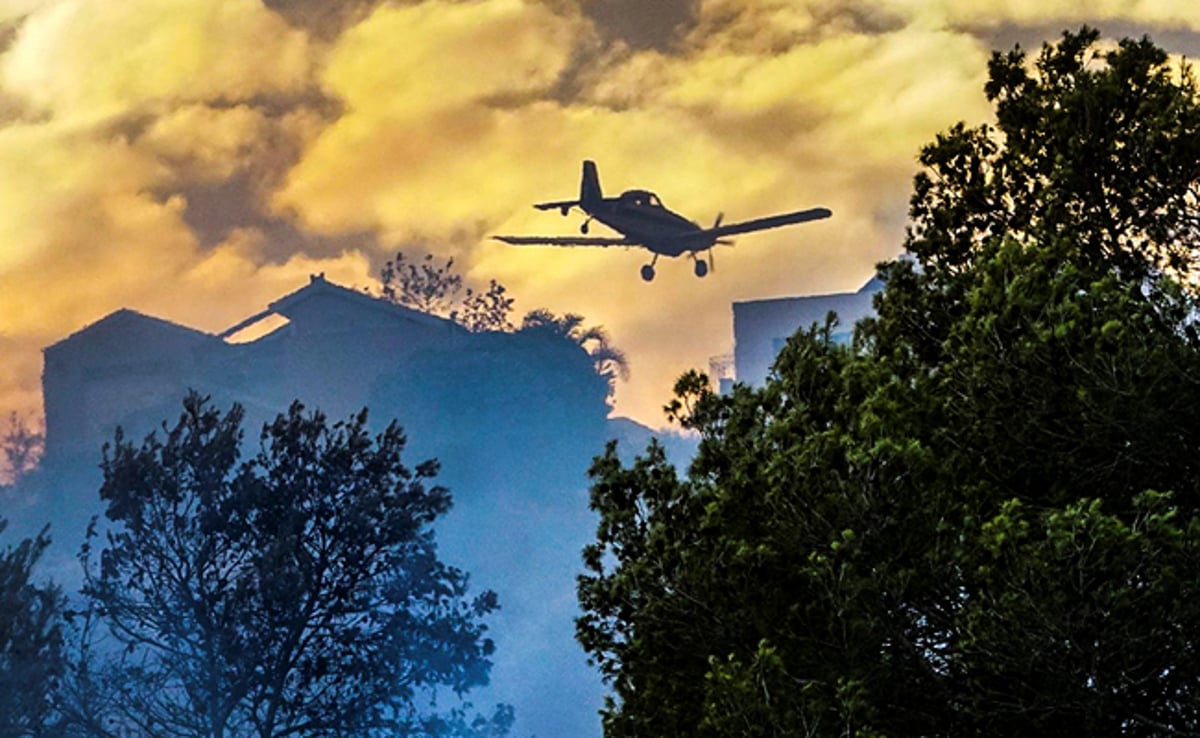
79, 394, 501, 737
0, 520, 63, 737
380, 252, 463, 316
380, 252, 515, 333
521, 309, 630, 390
2, 413, 44, 487
453, 280, 515, 333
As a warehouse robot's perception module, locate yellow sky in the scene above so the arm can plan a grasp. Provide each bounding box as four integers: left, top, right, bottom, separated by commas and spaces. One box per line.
0, 0, 1197, 429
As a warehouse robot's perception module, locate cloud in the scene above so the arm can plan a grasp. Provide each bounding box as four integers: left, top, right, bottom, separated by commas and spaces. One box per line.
274, 0, 591, 242
2, 0, 312, 121
269, 0, 999, 424
936, 0, 1200, 31
581, 0, 699, 50
0, 0, 1198, 432
140, 104, 276, 183
276, 0, 971, 245
0, 120, 170, 275
262, 0, 384, 40
0, 0, 352, 421
0, 0, 50, 24
139, 103, 336, 252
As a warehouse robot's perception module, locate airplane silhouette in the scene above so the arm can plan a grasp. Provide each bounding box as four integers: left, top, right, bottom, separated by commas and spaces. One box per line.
492, 161, 831, 281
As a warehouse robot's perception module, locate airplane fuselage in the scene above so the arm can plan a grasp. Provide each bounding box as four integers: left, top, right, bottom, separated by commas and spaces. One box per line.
583, 189, 707, 257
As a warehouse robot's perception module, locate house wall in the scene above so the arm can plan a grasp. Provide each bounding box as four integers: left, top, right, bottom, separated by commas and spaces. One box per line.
267, 294, 466, 422
733, 278, 883, 386
43, 311, 219, 461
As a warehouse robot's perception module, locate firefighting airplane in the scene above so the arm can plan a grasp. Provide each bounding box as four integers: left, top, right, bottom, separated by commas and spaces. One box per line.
492, 161, 831, 281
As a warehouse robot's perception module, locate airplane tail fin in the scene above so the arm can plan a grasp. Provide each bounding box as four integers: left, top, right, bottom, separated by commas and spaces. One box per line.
580, 160, 602, 207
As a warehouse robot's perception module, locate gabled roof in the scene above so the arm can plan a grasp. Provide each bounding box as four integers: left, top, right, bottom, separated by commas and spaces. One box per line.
46, 275, 465, 356
217, 274, 461, 339
45, 308, 217, 354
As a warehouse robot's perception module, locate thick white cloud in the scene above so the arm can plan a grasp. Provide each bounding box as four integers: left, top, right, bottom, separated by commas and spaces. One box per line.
0, 121, 170, 275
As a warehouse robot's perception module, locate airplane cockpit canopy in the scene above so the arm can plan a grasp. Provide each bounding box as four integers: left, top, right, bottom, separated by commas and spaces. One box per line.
620, 189, 663, 208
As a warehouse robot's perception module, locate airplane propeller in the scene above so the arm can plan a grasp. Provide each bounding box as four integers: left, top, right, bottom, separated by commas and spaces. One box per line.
709, 213, 734, 274
713, 213, 735, 246
692, 214, 725, 277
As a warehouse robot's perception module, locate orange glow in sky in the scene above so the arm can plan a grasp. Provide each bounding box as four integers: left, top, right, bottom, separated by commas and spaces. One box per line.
0, 0, 1197, 427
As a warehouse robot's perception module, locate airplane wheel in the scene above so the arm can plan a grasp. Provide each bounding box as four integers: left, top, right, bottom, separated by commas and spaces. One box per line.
581, 221, 589, 234
694, 259, 709, 278
640, 264, 656, 282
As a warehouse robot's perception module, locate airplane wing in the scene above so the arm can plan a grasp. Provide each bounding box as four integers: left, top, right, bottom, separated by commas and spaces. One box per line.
688, 207, 832, 240
492, 235, 638, 247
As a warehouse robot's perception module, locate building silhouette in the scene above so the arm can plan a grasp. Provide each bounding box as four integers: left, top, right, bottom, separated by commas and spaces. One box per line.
43, 274, 607, 466
732, 276, 883, 386
37, 273, 616, 738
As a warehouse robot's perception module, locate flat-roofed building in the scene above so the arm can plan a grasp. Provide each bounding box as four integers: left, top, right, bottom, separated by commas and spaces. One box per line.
733, 277, 883, 386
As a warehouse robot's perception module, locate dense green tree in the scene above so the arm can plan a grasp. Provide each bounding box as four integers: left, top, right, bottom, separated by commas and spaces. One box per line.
0, 520, 64, 737
578, 28, 1200, 737
78, 394, 502, 738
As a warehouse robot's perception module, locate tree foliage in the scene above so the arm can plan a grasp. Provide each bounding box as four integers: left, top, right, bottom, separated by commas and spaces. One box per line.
379, 252, 515, 333
378, 251, 628, 400
80, 394, 500, 737
453, 281, 515, 334
380, 252, 464, 317
903, 26, 1200, 318
578, 29, 1200, 737
2, 413, 45, 487
521, 309, 630, 392
0, 520, 64, 737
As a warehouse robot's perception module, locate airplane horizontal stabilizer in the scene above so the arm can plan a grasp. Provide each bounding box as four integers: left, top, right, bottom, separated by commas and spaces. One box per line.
532, 200, 581, 212
491, 235, 637, 247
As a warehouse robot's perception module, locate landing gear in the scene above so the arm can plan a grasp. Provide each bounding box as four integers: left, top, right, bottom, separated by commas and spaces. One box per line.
693, 259, 709, 278
581, 217, 593, 234
641, 254, 659, 282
